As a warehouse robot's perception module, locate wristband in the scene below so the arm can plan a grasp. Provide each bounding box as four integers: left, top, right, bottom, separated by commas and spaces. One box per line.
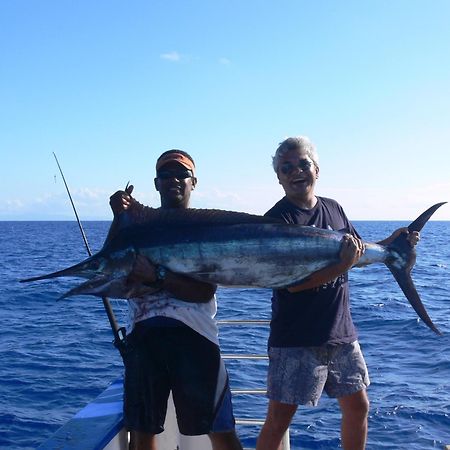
155, 265, 168, 282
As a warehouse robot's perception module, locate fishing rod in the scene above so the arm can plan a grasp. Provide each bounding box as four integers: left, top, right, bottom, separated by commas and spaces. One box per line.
52, 152, 126, 353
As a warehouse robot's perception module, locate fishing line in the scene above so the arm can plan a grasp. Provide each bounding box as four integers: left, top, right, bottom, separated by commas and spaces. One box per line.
52, 152, 126, 354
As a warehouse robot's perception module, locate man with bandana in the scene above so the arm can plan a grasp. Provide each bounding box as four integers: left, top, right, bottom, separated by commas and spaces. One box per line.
109, 150, 243, 450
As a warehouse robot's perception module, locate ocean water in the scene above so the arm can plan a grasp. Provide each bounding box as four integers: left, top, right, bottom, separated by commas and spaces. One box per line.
0, 220, 449, 450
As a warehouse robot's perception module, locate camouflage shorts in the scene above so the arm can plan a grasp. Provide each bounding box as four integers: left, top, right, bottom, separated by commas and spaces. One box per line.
267, 341, 370, 406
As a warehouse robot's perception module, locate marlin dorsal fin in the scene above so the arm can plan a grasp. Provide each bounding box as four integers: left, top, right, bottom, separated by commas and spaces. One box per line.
119, 204, 283, 228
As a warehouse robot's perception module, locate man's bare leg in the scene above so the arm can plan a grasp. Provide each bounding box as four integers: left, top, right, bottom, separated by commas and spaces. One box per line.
209, 430, 243, 450
129, 430, 157, 450
338, 389, 369, 450
256, 400, 297, 450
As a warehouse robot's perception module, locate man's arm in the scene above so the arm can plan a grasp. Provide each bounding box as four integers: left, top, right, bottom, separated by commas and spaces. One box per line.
128, 254, 216, 303
287, 233, 365, 293
288, 227, 419, 293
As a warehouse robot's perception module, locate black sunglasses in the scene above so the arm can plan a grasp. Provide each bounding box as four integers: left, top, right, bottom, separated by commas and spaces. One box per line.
280, 159, 313, 175
157, 169, 193, 180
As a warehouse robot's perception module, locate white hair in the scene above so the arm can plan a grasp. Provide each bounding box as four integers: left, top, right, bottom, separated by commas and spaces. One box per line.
272, 136, 319, 172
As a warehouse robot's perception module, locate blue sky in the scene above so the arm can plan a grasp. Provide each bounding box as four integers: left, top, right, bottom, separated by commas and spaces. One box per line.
1, 0, 449, 221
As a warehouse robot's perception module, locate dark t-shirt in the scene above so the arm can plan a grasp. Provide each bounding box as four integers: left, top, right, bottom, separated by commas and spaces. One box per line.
264, 196, 359, 347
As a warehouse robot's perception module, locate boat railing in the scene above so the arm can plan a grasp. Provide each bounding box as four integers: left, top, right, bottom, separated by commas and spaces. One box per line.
217, 319, 291, 450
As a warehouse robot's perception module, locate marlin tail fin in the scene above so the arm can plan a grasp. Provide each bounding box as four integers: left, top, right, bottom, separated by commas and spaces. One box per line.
385, 202, 446, 335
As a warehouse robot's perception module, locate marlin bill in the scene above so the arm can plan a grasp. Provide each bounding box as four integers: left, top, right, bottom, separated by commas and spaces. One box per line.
21, 202, 446, 334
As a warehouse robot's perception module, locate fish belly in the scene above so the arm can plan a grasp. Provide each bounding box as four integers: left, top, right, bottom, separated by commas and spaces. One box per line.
139, 235, 339, 289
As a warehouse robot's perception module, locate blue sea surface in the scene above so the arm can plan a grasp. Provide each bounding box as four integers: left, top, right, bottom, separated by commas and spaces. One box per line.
0, 221, 449, 449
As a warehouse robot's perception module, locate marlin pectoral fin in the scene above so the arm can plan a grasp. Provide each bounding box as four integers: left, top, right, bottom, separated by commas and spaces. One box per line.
58, 276, 113, 300
58, 275, 162, 300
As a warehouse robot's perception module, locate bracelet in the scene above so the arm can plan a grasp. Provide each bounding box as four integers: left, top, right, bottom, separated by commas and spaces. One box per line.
143, 265, 167, 289
155, 265, 168, 282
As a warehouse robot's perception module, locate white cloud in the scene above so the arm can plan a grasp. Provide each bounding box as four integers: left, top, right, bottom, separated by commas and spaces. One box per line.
159, 53, 230, 65
160, 51, 182, 62
4, 199, 24, 210
75, 187, 109, 200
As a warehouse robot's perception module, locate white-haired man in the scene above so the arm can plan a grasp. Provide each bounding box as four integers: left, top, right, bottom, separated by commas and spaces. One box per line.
256, 137, 419, 450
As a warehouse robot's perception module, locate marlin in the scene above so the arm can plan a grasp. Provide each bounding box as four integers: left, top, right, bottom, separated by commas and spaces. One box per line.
21, 202, 446, 334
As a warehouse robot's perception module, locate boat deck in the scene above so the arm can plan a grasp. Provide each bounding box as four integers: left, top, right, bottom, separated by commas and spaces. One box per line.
37, 379, 125, 450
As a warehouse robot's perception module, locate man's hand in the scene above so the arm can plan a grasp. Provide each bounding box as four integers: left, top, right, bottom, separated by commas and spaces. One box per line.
127, 254, 157, 285
126, 254, 216, 302
109, 184, 134, 216
378, 227, 420, 247
338, 234, 365, 271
